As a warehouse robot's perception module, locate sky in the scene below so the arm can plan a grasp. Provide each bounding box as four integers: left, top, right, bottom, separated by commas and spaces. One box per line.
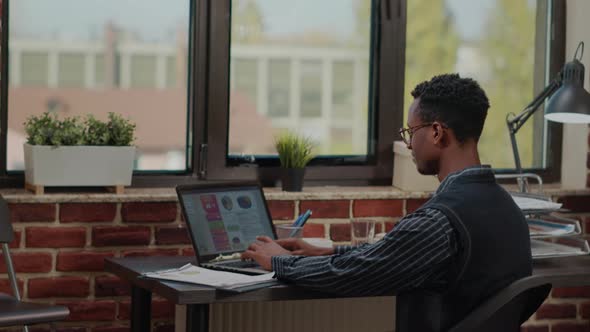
10, 0, 518, 42
11, 0, 190, 41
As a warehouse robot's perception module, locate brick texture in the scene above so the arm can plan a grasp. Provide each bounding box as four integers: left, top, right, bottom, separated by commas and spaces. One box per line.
26, 227, 86, 248
375, 223, 383, 233
94, 276, 131, 297
330, 223, 351, 242
8, 203, 56, 222
9, 229, 21, 248
181, 248, 195, 256
0, 252, 52, 273
551, 323, 590, 332
267, 200, 295, 220
92, 226, 150, 246
302, 223, 325, 238
536, 303, 577, 319
385, 221, 397, 232
59, 300, 117, 321
352, 199, 403, 217
1, 195, 589, 329
521, 326, 549, 332
300, 200, 349, 218
121, 202, 177, 223
56, 251, 115, 271
0, 278, 24, 296
60, 203, 117, 223
155, 226, 190, 245
28, 277, 90, 298
406, 198, 429, 214
552, 286, 590, 298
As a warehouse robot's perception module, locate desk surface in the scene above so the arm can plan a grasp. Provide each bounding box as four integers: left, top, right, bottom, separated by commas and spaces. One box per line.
104, 255, 590, 305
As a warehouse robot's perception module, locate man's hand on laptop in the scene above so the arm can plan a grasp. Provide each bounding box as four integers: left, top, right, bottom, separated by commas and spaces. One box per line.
276, 238, 334, 256
242, 236, 291, 271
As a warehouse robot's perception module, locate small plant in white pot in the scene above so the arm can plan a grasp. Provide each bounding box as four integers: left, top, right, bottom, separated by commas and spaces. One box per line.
23, 112, 136, 194
274, 132, 316, 192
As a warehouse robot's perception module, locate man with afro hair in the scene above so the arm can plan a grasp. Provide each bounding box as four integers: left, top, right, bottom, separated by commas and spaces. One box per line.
243, 74, 532, 332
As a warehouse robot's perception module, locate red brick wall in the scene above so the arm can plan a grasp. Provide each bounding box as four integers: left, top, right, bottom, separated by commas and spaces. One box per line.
0, 195, 588, 331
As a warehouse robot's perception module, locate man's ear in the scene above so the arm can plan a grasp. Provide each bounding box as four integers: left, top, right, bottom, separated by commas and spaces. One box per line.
432, 122, 448, 147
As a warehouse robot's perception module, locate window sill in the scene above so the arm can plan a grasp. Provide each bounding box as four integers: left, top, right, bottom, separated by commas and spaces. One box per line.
1, 184, 588, 204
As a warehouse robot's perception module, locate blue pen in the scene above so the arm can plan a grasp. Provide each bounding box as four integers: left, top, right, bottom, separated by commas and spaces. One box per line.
290, 210, 312, 237
296, 210, 312, 227
291, 212, 305, 227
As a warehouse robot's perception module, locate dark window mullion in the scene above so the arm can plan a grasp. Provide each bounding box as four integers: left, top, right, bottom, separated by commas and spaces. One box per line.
205, 0, 235, 180
543, 0, 565, 184
0, 0, 10, 182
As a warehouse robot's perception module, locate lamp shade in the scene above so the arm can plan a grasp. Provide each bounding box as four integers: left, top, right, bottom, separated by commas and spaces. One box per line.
544, 58, 590, 124
544, 83, 590, 123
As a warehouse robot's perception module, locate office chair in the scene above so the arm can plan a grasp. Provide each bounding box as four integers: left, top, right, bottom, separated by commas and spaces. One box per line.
448, 277, 551, 332
0, 196, 70, 331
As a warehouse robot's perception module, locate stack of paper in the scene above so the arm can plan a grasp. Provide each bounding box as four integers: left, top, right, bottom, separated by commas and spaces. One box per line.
528, 219, 578, 238
511, 195, 562, 212
142, 263, 278, 292
531, 239, 590, 259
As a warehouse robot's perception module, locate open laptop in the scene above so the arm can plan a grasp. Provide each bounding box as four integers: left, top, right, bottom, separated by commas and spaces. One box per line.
176, 182, 277, 275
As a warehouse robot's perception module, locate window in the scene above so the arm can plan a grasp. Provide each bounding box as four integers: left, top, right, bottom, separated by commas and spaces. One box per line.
20, 52, 48, 86
403, 0, 564, 180
206, 0, 401, 184
129, 55, 157, 88
3, 0, 191, 174
268, 59, 290, 118
0, 0, 565, 187
58, 53, 85, 87
94, 54, 106, 87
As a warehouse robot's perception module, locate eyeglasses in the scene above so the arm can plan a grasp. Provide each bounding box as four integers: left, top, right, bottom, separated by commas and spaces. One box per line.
398, 123, 434, 147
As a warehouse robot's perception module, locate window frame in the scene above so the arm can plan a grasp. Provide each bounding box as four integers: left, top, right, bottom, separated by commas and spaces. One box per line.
491, 0, 565, 183
204, 0, 404, 185
0, 0, 566, 188
0, 0, 207, 188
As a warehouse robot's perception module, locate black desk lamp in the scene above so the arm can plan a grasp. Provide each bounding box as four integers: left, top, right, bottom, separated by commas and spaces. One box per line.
506, 41, 590, 192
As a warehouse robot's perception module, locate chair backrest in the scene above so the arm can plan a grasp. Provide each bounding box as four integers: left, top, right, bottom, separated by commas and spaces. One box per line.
448, 277, 551, 332
0, 196, 14, 244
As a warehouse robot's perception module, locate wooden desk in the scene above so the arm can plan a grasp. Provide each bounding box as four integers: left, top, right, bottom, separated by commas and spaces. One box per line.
105, 255, 590, 332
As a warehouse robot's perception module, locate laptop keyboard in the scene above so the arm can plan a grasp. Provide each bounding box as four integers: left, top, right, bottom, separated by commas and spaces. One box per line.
218, 260, 260, 268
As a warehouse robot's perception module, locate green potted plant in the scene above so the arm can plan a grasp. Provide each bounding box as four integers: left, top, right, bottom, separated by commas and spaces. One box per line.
274, 131, 316, 192
23, 112, 136, 194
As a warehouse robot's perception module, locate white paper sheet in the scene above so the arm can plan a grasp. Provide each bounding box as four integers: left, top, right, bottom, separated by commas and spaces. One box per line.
142, 263, 276, 290
511, 195, 562, 211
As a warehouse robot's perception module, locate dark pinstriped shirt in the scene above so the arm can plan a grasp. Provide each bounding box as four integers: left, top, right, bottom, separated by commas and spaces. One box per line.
271, 166, 492, 296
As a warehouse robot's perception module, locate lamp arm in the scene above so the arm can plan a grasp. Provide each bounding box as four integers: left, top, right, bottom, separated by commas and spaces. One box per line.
507, 76, 562, 134
506, 73, 562, 192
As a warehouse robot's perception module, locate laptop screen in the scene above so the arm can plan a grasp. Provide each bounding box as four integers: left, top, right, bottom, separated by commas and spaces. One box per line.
179, 185, 275, 257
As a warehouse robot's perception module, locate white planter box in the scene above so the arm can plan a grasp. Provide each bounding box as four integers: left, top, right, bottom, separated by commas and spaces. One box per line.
24, 143, 135, 187
392, 141, 439, 191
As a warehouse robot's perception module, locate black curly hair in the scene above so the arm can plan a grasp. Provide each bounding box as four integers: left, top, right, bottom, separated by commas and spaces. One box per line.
411, 73, 490, 143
